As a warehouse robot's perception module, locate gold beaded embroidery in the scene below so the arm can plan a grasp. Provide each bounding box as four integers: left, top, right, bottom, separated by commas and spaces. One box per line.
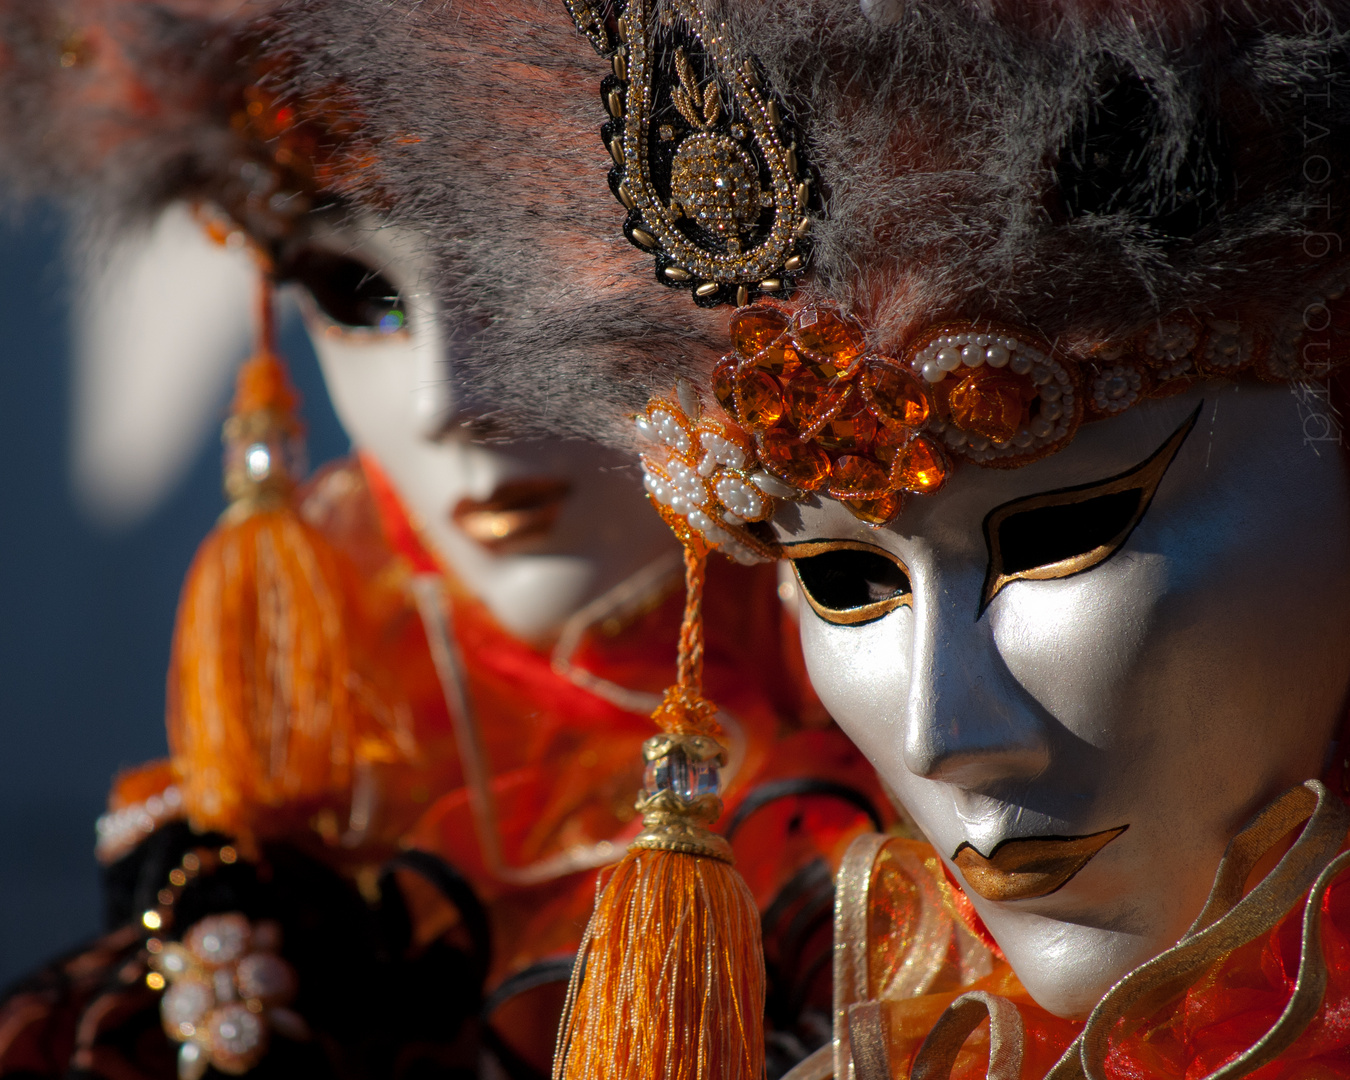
564, 0, 810, 306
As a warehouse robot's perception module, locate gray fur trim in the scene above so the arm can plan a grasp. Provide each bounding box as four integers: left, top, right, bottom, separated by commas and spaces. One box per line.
271, 0, 1350, 446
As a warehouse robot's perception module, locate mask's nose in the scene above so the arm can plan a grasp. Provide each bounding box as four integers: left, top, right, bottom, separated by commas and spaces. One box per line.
901, 568, 1051, 791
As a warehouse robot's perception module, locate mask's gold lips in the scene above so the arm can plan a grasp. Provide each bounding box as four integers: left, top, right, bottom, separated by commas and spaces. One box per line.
451, 477, 572, 551
952, 825, 1128, 902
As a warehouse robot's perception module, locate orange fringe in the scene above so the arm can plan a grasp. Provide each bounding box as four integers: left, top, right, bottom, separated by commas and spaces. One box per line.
555, 849, 765, 1080
166, 506, 360, 849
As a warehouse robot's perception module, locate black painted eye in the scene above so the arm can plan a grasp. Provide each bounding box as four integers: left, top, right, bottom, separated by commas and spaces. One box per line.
1057, 71, 1232, 240
787, 543, 912, 626
980, 406, 1198, 614
281, 248, 407, 333
995, 489, 1143, 578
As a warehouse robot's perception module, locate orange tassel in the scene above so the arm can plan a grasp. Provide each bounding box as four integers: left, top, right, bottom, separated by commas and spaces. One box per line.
166, 277, 361, 851
554, 544, 766, 1080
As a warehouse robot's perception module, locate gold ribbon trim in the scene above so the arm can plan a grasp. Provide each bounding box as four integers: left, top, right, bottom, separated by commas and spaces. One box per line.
1047, 779, 1350, 1080
911, 991, 1026, 1080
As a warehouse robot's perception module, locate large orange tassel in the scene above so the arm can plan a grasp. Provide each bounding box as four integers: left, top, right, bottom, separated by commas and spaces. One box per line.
166, 277, 361, 851
554, 542, 766, 1080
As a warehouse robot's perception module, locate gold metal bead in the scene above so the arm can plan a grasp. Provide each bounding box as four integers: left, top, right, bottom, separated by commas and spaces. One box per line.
760, 278, 782, 291
631, 227, 658, 249
618, 182, 636, 209
607, 89, 624, 117
767, 100, 780, 128
736, 285, 749, 306
794, 216, 811, 238
784, 255, 803, 272
695, 282, 720, 297
607, 135, 624, 166
796, 180, 810, 206
612, 53, 627, 81
665, 266, 693, 281
786, 147, 798, 175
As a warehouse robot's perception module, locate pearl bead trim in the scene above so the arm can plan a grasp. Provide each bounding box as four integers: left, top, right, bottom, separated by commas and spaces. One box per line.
1091, 363, 1143, 415
637, 385, 777, 562
909, 330, 1040, 385
96, 784, 185, 865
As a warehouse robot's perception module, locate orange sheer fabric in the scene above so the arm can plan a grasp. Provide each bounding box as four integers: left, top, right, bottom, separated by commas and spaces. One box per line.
857, 836, 1350, 1079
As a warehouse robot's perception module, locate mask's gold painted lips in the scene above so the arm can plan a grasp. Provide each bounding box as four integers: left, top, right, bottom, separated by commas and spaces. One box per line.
452, 477, 572, 551
953, 826, 1128, 902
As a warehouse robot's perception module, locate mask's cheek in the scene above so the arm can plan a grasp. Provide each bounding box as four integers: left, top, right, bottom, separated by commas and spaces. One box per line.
798, 600, 914, 789
988, 552, 1167, 754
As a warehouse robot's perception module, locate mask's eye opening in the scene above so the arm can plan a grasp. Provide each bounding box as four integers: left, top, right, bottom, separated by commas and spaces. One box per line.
979, 404, 1199, 615
786, 541, 912, 626
280, 248, 407, 334
996, 488, 1143, 577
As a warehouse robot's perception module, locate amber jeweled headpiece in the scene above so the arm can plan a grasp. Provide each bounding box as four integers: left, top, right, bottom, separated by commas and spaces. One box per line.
565, 0, 811, 307
636, 289, 1350, 557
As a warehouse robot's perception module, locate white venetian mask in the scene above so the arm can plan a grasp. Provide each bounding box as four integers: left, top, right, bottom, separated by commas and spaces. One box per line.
774, 381, 1350, 1016
283, 217, 677, 641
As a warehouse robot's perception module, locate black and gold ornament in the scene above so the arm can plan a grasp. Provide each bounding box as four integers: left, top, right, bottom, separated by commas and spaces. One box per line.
565, 0, 812, 307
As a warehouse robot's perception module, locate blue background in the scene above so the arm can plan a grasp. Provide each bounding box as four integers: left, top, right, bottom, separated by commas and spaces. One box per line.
0, 208, 348, 987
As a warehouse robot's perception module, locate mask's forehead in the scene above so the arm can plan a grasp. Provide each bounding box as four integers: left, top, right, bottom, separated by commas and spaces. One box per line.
773, 382, 1340, 559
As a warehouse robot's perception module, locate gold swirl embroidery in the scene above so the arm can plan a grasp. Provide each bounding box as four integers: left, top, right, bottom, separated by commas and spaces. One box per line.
564, 0, 810, 306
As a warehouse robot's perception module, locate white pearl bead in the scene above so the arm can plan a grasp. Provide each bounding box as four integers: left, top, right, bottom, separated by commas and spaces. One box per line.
985, 343, 1009, 368
1009, 355, 1032, 374
1029, 416, 1053, 438
961, 344, 984, 367
936, 346, 962, 371
922, 361, 946, 383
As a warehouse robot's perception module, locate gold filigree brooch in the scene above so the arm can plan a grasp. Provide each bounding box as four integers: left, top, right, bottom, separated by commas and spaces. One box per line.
565, 0, 812, 307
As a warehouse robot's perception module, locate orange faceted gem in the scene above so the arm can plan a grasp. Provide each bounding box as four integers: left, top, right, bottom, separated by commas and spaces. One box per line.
813, 401, 877, 452
792, 308, 866, 368
757, 429, 831, 490
863, 359, 930, 429
784, 367, 849, 436
890, 434, 949, 493
870, 421, 908, 464
947, 369, 1028, 443
828, 454, 891, 499
731, 306, 790, 358
752, 340, 802, 378
712, 356, 738, 416
843, 491, 903, 525
735, 368, 785, 431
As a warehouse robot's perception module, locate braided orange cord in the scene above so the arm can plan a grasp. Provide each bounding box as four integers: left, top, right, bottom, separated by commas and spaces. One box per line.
675, 543, 705, 693
653, 544, 721, 739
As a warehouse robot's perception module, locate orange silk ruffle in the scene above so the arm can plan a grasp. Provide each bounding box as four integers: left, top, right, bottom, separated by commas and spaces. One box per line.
876, 840, 1350, 1079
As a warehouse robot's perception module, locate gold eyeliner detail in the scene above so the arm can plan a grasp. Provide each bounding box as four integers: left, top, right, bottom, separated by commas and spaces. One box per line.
978, 405, 1200, 614
782, 539, 912, 626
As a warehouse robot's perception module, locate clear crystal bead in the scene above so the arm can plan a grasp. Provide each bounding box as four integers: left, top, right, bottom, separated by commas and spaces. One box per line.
644, 748, 720, 801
